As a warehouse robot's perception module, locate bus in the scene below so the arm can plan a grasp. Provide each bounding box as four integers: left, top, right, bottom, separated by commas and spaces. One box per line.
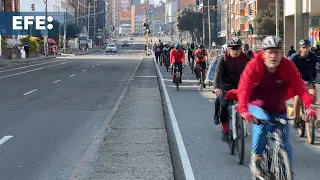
119, 24, 132, 36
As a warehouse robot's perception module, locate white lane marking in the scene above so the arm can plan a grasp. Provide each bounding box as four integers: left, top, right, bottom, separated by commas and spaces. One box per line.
82, 69, 86, 72
52, 80, 61, 84
0, 59, 61, 73
23, 89, 38, 96
68, 58, 143, 180
154, 59, 195, 180
0, 62, 71, 79
97, 64, 100, 66
69, 74, 76, 77
135, 76, 157, 78
0, 136, 13, 146
92, 66, 95, 67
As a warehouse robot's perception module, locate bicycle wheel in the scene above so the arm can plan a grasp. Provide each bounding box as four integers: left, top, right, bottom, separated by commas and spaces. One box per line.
228, 106, 235, 155
277, 149, 293, 180
200, 71, 203, 91
297, 107, 305, 137
305, 120, 315, 144
191, 61, 194, 74
235, 113, 245, 164
175, 71, 180, 91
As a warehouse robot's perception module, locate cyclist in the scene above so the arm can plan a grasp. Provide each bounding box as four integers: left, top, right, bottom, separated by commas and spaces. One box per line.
242, 43, 255, 59
170, 43, 185, 83
154, 43, 160, 62
159, 42, 165, 63
289, 39, 318, 128
194, 44, 208, 88
233, 36, 316, 177
188, 43, 195, 66
163, 44, 170, 63
212, 37, 250, 140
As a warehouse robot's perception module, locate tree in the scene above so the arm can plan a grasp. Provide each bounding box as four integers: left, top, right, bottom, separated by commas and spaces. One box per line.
48, 20, 62, 43
177, 9, 203, 41
60, 23, 81, 46
20, 36, 39, 55
254, 2, 283, 37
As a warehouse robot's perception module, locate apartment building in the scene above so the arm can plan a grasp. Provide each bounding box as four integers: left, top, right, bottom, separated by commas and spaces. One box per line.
75, 0, 88, 28
284, 0, 320, 53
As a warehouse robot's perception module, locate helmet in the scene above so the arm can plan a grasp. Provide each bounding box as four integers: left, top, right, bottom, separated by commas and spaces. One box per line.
227, 37, 242, 46
299, 39, 311, 46
160, 42, 163, 46
242, 43, 249, 50
198, 44, 204, 49
190, 44, 194, 48
174, 43, 180, 49
262, 36, 283, 49
221, 44, 228, 53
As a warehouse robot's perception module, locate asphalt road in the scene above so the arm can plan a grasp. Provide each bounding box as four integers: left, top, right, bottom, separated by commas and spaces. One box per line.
155, 59, 320, 180
0, 42, 145, 180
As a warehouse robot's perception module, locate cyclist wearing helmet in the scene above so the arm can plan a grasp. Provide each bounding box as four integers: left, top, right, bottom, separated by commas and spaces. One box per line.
212, 37, 250, 136
205, 44, 228, 85
170, 43, 185, 83
242, 43, 255, 59
188, 43, 195, 65
290, 39, 318, 128
194, 44, 208, 88
227, 36, 316, 177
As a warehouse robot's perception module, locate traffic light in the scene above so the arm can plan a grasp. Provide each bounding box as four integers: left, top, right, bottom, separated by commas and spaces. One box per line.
248, 24, 254, 34
31, 3, 35, 12
249, 8, 253, 16
196, 0, 200, 8
236, 30, 241, 36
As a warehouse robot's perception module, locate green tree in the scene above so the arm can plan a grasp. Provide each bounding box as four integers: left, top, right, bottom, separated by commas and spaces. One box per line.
254, 2, 283, 37
20, 36, 39, 55
177, 9, 203, 41
61, 23, 81, 46
48, 20, 62, 43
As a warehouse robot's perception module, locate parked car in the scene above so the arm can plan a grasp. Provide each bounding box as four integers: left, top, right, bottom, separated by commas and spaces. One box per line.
106, 43, 117, 53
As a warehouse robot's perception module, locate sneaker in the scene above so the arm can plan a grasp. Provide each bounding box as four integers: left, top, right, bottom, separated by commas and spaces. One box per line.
249, 155, 263, 177
214, 114, 220, 125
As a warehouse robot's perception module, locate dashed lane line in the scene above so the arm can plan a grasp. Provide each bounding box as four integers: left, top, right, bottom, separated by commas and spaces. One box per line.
0, 136, 13, 146
52, 80, 61, 83
69, 74, 76, 77
22, 89, 38, 96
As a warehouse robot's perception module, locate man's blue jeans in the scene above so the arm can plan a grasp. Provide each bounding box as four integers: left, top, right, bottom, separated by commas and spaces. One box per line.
248, 105, 292, 164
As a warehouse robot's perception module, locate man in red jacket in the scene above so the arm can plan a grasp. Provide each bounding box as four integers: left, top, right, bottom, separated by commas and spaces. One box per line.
235, 36, 317, 177
170, 43, 185, 83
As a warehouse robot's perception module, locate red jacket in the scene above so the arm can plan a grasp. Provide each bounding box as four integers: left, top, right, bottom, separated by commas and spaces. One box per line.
226, 51, 314, 115
170, 49, 185, 64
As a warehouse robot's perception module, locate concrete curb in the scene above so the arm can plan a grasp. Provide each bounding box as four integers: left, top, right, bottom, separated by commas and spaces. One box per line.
74, 50, 99, 56
153, 56, 186, 180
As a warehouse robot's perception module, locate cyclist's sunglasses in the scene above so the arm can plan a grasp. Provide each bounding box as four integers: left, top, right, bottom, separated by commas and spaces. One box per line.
228, 45, 241, 51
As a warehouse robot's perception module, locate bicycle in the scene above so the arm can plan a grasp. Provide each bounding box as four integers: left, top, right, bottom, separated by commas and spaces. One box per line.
164, 54, 170, 72
227, 100, 246, 165
252, 117, 292, 180
194, 63, 206, 91
296, 104, 318, 144
173, 64, 181, 91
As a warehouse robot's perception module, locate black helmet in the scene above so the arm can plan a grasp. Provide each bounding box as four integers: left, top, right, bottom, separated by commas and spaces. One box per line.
190, 44, 194, 48
262, 36, 283, 49
242, 43, 249, 50
299, 39, 311, 46
227, 37, 242, 46
198, 44, 204, 49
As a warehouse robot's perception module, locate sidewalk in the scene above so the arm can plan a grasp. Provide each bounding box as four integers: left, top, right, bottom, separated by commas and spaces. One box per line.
0, 55, 56, 67
88, 58, 174, 180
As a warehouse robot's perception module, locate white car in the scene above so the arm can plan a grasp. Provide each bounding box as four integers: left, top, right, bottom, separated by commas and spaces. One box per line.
106, 44, 117, 53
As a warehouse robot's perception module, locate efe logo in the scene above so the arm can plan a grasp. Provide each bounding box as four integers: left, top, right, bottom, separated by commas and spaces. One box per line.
12, 16, 54, 30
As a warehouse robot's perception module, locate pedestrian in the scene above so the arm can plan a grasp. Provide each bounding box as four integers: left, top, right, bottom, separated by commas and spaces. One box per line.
287, 46, 296, 58
24, 42, 30, 58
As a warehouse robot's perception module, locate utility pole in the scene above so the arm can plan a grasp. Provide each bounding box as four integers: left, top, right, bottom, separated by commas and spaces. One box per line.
94, 0, 96, 49
208, 0, 212, 51
44, 0, 48, 56
225, 0, 229, 44
275, 0, 279, 36
88, 3, 90, 39
63, 8, 67, 53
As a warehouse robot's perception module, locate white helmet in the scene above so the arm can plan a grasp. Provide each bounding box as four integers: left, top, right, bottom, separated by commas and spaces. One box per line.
221, 44, 228, 53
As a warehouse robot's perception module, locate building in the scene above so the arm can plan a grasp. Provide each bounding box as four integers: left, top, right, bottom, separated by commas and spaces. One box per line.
131, 2, 151, 33
2, 0, 19, 12
132, 0, 140, 5
284, 0, 320, 53
88, 0, 107, 43
75, 0, 89, 28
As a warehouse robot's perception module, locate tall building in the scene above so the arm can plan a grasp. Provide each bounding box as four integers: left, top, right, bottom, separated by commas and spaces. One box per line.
2, 0, 19, 12
131, 1, 151, 33
75, 0, 88, 28
284, 0, 320, 53
88, 0, 107, 43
